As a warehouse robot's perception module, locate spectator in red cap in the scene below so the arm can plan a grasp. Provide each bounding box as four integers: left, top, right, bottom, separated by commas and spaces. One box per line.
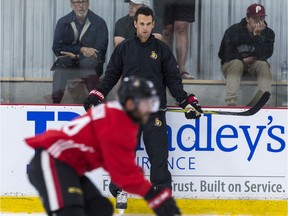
218, 3, 275, 106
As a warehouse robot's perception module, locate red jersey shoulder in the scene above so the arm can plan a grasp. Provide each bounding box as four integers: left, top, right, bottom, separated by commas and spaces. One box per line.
25, 101, 138, 149
25, 130, 67, 149
89, 101, 122, 120
90, 101, 139, 143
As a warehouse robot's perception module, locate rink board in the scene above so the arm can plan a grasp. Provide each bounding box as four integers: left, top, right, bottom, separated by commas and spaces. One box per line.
0, 105, 287, 214
1, 196, 287, 215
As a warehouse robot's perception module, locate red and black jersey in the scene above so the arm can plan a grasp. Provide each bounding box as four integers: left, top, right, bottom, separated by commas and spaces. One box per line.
25, 101, 151, 197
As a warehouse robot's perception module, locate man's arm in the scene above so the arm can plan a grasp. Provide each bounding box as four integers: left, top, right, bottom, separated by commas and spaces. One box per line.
52, 17, 82, 56
218, 29, 242, 63
114, 17, 128, 47
162, 44, 203, 119
162, 45, 188, 103
83, 43, 124, 110
253, 27, 275, 60
52, 20, 79, 57
114, 36, 125, 47
153, 33, 163, 41
52, 20, 62, 56
97, 46, 124, 96
91, 18, 109, 62
83, 48, 123, 110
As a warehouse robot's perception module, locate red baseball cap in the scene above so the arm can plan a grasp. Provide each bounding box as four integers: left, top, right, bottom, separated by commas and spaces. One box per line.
246, 3, 266, 17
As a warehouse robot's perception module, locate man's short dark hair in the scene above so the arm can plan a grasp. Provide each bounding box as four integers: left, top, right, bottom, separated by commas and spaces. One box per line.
134, 6, 154, 22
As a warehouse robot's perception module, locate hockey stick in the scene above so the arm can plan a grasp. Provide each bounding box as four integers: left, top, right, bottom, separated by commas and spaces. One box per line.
246, 90, 263, 106
167, 91, 270, 116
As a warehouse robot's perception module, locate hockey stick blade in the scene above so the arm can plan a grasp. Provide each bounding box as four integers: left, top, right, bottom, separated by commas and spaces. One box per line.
168, 91, 270, 116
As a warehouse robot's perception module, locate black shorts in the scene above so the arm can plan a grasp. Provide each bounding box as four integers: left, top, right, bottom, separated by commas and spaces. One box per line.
27, 149, 102, 213
154, 0, 196, 25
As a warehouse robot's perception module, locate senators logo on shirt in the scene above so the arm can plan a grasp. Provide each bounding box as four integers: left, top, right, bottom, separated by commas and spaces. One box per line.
154, 117, 162, 127
150, 51, 158, 60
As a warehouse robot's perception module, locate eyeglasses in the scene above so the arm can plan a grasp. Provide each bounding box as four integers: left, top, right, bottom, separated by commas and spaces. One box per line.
71, 0, 89, 6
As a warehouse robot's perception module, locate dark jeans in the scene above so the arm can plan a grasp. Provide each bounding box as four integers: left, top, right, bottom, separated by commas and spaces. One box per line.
51, 56, 103, 104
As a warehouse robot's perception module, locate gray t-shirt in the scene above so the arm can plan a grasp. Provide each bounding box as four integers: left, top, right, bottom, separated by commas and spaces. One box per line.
114, 14, 163, 38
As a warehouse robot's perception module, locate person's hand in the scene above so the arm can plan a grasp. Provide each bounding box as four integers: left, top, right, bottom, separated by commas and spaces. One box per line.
253, 21, 266, 36
179, 94, 203, 119
243, 56, 257, 64
83, 89, 104, 111
144, 187, 181, 216
80, 47, 98, 58
59, 51, 77, 59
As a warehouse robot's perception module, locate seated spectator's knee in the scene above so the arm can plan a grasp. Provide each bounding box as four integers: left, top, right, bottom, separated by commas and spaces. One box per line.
79, 57, 99, 69
174, 21, 189, 34
255, 61, 272, 80
223, 60, 244, 76
54, 57, 75, 69
162, 25, 174, 38
230, 59, 244, 68
255, 61, 270, 70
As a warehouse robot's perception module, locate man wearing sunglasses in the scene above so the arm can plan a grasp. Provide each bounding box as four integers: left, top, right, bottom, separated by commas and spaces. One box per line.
51, 0, 108, 104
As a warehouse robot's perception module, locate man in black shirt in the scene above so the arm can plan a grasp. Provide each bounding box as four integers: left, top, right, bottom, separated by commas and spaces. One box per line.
84, 7, 202, 195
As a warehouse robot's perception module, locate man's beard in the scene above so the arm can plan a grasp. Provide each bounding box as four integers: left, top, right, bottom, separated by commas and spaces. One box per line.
76, 10, 88, 19
126, 109, 148, 124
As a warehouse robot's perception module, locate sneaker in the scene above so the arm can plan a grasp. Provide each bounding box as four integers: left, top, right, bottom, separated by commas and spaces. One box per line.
181, 71, 194, 79
116, 191, 127, 215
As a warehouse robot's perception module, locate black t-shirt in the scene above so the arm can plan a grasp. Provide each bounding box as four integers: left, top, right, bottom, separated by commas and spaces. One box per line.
114, 14, 163, 38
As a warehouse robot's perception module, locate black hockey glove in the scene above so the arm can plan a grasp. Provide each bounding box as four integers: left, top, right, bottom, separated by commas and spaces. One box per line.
179, 94, 203, 119
83, 89, 104, 111
144, 187, 181, 216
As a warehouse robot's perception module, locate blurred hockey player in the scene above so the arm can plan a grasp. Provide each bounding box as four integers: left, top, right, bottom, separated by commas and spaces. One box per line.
25, 76, 181, 216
